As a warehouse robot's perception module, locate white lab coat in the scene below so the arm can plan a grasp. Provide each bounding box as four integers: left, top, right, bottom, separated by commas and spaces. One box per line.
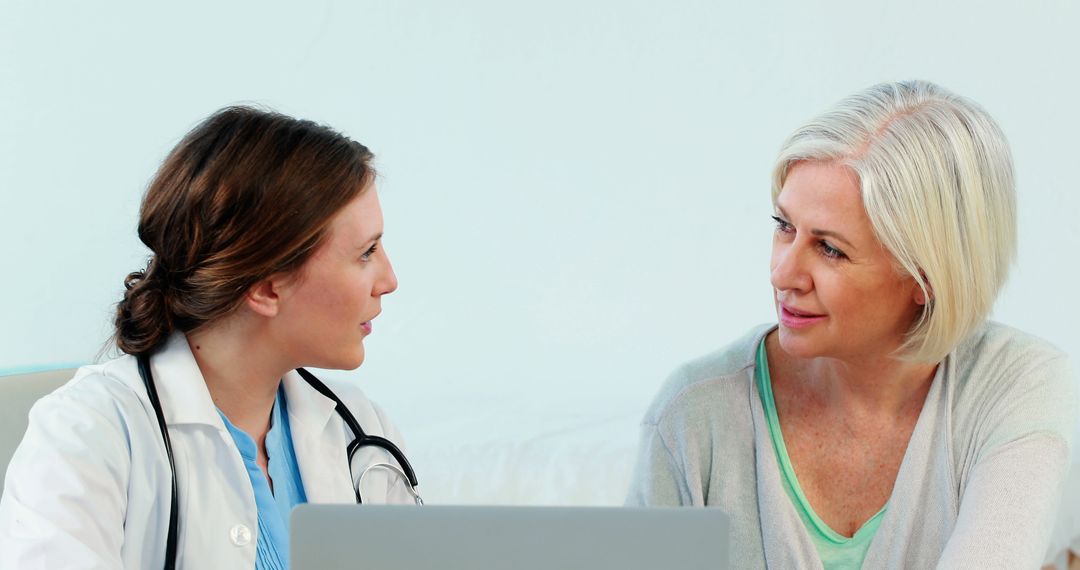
0, 332, 416, 569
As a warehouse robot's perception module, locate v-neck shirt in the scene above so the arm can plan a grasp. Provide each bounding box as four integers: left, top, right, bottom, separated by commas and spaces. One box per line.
627, 322, 1076, 568
755, 339, 885, 569
217, 384, 308, 570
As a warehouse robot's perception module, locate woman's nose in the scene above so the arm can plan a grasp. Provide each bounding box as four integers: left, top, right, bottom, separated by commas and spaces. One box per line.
376, 250, 398, 296
770, 242, 811, 293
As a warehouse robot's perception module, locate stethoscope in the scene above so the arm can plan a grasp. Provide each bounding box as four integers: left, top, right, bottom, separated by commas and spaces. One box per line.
136, 354, 422, 570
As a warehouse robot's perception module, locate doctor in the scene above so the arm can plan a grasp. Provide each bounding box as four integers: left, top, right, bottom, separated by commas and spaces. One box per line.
0, 106, 417, 569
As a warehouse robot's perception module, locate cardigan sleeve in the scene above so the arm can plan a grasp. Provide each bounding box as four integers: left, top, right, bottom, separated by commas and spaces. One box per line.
937, 354, 1078, 569
625, 363, 713, 507
625, 421, 696, 506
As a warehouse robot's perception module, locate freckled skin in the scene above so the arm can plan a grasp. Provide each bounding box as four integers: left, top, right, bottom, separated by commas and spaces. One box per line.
769, 328, 929, 537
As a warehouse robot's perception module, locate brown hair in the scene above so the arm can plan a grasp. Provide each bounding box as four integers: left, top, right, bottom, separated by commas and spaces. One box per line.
115, 106, 375, 356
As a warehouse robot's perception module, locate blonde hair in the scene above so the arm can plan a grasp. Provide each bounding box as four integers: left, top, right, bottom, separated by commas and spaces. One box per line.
771, 80, 1017, 363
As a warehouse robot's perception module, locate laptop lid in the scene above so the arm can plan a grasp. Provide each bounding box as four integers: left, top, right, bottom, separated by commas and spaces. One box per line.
291, 504, 730, 570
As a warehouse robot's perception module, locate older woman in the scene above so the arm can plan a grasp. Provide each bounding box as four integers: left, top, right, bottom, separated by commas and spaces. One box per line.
627, 81, 1077, 569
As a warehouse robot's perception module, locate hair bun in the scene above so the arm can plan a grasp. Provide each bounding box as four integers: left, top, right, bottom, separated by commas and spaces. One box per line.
115, 263, 173, 355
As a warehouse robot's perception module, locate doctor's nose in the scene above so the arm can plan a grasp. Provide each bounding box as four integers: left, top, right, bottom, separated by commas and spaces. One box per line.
376, 251, 398, 297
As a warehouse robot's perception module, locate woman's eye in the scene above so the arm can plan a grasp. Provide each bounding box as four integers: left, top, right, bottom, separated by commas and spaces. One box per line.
360, 244, 379, 262
819, 240, 847, 260
771, 215, 794, 234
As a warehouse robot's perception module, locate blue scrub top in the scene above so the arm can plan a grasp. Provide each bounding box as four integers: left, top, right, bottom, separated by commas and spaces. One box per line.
218, 384, 308, 570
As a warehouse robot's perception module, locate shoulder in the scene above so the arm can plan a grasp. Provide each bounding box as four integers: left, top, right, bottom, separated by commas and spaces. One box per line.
950, 321, 1077, 450
643, 324, 773, 428
7, 357, 149, 493
317, 375, 404, 442
34, 356, 150, 428
952, 321, 1072, 400
317, 375, 377, 416
954, 321, 1068, 372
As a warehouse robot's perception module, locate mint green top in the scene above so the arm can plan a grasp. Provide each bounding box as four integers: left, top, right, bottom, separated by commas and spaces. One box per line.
755, 340, 885, 569
628, 323, 1076, 568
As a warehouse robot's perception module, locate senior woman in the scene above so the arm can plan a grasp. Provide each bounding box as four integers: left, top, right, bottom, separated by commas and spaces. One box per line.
627, 80, 1077, 569
0, 107, 417, 569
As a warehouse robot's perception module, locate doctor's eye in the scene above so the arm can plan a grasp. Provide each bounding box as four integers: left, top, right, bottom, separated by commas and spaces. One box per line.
360, 243, 379, 262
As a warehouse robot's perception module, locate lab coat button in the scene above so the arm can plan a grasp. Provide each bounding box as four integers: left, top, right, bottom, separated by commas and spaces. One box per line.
229, 524, 252, 546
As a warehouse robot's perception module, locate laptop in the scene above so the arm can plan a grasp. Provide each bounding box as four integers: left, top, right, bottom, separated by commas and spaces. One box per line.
292, 505, 730, 570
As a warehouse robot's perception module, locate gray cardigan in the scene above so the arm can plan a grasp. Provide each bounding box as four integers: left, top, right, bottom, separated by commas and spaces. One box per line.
627, 322, 1077, 569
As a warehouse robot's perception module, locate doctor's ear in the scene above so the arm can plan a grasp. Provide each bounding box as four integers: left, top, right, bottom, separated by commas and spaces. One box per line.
244, 276, 286, 318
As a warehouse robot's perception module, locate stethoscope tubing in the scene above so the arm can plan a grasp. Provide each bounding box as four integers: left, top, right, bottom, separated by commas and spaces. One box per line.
137, 354, 180, 570
138, 354, 420, 570
295, 367, 420, 490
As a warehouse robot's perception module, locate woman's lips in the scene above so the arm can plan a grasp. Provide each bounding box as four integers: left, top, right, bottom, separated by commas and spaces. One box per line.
361, 321, 373, 334
779, 304, 826, 329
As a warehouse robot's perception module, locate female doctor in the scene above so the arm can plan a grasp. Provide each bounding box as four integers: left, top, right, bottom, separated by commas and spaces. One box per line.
0, 106, 418, 569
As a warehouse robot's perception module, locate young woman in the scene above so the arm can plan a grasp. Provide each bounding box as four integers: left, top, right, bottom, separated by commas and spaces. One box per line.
627, 81, 1077, 569
0, 107, 419, 569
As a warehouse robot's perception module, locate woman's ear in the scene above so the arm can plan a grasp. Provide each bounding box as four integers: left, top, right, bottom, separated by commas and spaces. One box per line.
244, 277, 283, 318
913, 273, 934, 306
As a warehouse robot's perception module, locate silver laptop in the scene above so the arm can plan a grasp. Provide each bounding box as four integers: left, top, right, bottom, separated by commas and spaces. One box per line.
292, 505, 730, 570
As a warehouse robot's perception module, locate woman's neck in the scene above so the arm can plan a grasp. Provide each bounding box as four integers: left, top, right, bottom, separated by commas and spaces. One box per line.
185, 316, 292, 440
767, 331, 938, 419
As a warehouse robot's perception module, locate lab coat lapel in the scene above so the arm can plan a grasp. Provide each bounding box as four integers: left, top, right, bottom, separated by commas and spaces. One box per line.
150, 332, 228, 429
282, 370, 357, 503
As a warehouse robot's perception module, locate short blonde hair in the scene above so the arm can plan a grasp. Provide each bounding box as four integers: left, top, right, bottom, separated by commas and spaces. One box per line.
771, 80, 1017, 363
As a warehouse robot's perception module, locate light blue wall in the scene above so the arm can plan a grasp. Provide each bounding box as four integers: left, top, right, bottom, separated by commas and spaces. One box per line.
2, 1, 1078, 424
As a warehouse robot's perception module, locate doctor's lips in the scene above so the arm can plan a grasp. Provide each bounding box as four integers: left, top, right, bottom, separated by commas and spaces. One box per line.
779, 303, 826, 328
361, 312, 379, 334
